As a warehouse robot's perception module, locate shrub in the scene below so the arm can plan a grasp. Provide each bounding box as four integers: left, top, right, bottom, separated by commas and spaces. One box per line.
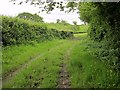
1, 16, 73, 46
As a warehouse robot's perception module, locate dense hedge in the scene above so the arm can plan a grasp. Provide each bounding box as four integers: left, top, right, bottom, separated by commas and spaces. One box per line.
79, 2, 120, 71
2, 16, 73, 46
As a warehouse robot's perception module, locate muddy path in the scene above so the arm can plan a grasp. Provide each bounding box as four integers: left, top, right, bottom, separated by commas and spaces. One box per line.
57, 43, 76, 88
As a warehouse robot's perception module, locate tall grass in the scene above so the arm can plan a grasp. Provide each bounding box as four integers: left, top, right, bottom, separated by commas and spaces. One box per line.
67, 33, 120, 88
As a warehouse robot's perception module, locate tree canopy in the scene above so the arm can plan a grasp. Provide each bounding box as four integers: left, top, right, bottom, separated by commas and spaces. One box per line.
73, 21, 77, 25
79, 2, 120, 42
17, 12, 44, 22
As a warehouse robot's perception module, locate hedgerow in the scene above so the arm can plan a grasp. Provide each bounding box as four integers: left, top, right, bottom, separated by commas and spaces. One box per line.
79, 2, 120, 72
1, 16, 73, 46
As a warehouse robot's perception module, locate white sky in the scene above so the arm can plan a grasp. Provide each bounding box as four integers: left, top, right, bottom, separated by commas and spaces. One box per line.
0, 0, 84, 25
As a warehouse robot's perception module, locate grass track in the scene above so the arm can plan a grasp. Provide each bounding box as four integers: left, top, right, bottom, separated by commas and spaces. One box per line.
2, 33, 120, 88
3, 39, 79, 88
2, 40, 65, 76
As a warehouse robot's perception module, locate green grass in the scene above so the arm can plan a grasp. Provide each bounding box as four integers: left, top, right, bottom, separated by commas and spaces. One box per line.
3, 39, 79, 88
2, 40, 65, 76
78, 25, 89, 32
67, 34, 119, 88
46, 23, 74, 32
3, 33, 120, 88
46, 23, 89, 33
74, 33, 88, 39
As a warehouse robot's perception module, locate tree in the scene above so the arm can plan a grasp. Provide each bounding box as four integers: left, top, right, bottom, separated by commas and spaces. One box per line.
56, 19, 60, 23
73, 21, 77, 25
9, 0, 68, 13
17, 12, 43, 22
32, 13, 43, 22
17, 12, 33, 20
61, 20, 69, 25
79, 2, 120, 42
79, 2, 120, 69
72, 21, 79, 31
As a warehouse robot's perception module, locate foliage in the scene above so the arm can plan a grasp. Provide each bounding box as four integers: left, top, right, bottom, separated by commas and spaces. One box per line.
66, 2, 78, 12
79, 2, 120, 71
4, 1, 120, 88
17, 12, 44, 22
55, 19, 70, 25
56, 19, 60, 23
79, 2, 120, 42
73, 21, 77, 25
2, 16, 73, 46
67, 34, 120, 88
3, 33, 120, 88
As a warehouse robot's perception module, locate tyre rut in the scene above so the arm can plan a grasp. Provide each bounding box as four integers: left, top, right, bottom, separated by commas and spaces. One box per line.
57, 43, 76, 88
2, 41, 65, 85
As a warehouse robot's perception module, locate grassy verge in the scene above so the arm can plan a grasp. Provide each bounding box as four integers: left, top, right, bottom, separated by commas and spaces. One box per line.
67, 33, 119, 88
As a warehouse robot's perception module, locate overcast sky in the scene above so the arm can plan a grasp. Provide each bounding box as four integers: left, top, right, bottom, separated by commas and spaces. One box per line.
0, 0, 84, 25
